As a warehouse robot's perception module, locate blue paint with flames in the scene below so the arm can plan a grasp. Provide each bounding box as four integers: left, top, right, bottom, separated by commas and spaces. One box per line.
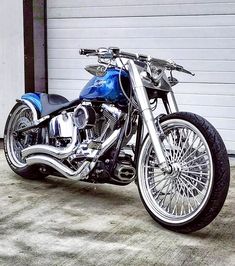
21, 93, 42, 112
80, 68, 128, 104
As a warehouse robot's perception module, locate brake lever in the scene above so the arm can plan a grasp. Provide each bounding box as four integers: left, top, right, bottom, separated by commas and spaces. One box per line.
184, 70, 195, 76
176, 65, 195, 76
168, 60, 195, 76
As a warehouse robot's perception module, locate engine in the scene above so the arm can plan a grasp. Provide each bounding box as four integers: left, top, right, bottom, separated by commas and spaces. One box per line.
48, 102, 136, 184
48, 111, 74, 147
49, 103, 121, 145
73, 103, 123, 138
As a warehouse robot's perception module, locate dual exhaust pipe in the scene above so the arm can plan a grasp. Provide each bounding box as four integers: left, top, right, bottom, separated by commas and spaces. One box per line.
22, 128, 121, 180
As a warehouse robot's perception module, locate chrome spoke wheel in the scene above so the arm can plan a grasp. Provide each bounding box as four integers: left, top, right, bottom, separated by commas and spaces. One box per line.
138, 118, 213, 225
5, 105, 34, 168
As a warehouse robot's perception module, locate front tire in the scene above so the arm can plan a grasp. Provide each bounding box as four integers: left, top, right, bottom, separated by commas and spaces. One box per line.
137, 112, 230, 233
4, 103, 46, 179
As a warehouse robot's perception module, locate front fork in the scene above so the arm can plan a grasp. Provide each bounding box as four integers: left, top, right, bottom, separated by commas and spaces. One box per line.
128, 60, 178, 173
162, 91, 179, 114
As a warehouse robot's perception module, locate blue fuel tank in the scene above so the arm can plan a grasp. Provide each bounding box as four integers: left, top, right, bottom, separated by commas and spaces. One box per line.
79, 68, 129, 104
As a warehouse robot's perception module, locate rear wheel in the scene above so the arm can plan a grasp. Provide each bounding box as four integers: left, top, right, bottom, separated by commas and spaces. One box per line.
137, 112, 230, 233
4, 103, 46, 179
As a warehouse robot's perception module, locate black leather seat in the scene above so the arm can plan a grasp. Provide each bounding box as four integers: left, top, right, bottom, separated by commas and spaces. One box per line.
40, 94, 80, 117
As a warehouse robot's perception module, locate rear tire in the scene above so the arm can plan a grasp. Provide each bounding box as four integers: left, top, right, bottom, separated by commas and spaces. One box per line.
137, 112, 230, 233
4, 103, 46, 179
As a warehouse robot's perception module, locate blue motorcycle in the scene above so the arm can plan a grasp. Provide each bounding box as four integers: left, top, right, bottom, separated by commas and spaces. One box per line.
4, 47, 230, 233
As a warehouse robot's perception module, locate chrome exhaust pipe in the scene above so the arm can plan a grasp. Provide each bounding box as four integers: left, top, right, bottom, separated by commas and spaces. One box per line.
26, 128, 121, 180
22, 127, 79, 160
26, 155, 91, 180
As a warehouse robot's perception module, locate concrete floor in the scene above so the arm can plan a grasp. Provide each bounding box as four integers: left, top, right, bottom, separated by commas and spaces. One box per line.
0, 150, 234, 266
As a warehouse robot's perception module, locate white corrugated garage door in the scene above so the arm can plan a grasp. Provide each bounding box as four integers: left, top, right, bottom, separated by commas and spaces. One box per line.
0, 1, 24, 137
47, 0, 235, 153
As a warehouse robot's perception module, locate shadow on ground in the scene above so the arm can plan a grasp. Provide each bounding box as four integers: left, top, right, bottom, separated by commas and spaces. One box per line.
0, 151, 234, 266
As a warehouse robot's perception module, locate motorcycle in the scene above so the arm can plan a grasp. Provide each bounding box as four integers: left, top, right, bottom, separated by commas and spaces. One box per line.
4, 47, 230, 233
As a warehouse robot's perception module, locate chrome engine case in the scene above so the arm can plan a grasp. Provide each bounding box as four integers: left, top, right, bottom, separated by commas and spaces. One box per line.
49, 112, 74, 138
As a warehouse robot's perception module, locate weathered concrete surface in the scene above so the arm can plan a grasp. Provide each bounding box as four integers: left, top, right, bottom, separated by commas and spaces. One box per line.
0, 150, 234, 266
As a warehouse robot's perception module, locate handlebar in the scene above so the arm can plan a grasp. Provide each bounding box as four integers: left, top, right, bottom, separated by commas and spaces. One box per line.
79, 49, 97, 55
79, 47, 195, 76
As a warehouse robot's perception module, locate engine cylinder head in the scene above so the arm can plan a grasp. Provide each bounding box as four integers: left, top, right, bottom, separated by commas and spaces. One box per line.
102, 104, 122, 130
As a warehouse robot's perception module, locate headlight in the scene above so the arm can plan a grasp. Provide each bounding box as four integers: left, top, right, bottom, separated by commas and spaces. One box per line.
150, 65, 165, 82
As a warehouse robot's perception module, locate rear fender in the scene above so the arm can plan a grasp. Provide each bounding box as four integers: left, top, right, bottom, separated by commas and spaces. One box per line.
19, 93, 42, 121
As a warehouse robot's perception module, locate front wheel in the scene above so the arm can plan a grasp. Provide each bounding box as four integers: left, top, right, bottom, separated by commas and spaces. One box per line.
137, 112, 230, 233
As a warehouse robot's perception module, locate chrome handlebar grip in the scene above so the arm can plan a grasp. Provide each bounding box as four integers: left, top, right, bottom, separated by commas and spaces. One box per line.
79, 49, 97, 55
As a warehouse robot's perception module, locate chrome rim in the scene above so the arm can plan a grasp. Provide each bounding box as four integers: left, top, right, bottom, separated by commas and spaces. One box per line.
138, 119, 213, 225
6, 105, 34, 168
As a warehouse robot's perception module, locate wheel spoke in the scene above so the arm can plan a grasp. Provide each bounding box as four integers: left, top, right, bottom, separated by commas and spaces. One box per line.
181, 170, 209, 177
171, 129, 178, 161
162, 142, 173, 162
178, 133, 199, 163
153, 177, 171, 199
165, 178, 176, 212
147, 172, 164, 179
165, 134, 176, 161
160, 177, 173, 207
149, 175, 169, 190
181, 172, 208, 187
180, 142, 204, 164
180, 175, 205, 196
184, 153, 208, 165
172, 180, 183, 216
174, 128, 184, 161
179, 177, 197, 211
174, 129, 192, 161
184, 163, 209, 169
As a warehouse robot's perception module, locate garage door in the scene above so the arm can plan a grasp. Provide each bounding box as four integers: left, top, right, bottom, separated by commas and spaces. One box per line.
47, 0, 235, 153
0, 1, 25, 137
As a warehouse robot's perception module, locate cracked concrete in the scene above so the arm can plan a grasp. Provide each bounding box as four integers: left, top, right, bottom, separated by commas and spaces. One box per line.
0, 150, 234, 266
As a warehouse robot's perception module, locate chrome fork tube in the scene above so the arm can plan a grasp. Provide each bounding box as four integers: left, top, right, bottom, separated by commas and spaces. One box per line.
163, 91, 179, 114
128, 60, 170, 172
